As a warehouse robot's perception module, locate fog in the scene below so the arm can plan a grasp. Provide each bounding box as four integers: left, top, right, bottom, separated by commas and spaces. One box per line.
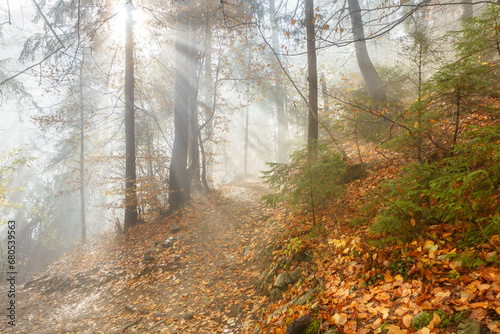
0, 0, 480, 282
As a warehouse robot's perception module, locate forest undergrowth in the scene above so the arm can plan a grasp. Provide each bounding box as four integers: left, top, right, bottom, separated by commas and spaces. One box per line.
254, 143, 500, 334
3, 6, 500, 334
2, 140, 500, 334
248, 8, 500, 333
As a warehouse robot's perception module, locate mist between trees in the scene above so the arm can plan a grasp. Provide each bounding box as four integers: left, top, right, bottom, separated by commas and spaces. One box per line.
0, 0, 494, 282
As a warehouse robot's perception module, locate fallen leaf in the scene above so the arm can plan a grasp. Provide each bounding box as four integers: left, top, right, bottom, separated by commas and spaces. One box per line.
402, 314, 413, 328
487, 323, 500, 333
333, 313, 348, 326
428, 312, 441, 329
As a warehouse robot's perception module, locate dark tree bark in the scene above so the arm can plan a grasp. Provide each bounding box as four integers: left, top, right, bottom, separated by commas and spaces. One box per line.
169, 8, 191, 212
306, 0, 318, 147
124, 1, 138, 231
285, 314, 311, 334
347, 0, 386, 102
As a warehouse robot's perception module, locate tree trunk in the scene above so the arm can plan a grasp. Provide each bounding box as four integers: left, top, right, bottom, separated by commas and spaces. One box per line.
320, 73, 329, 114
269, 0, 288, 163
189, 86, 201, 191
306, 0, 318, 148
188, 21, 201, 192
169, 8, 191, 212
462, 0, 473, 21
199, 131, 210, 193
453, 86, 460, 147
202, 24, 213, 189
79, 49, 86, 242
244, 103, 249, 175
347, 0, 386, 103
124, 1, 138, 231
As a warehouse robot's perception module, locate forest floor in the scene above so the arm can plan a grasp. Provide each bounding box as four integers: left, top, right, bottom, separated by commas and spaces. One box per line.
1, 177, 277, 333
3, 166, 500, 334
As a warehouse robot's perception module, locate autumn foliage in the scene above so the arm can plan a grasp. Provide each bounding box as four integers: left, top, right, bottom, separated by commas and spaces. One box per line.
252, 6, 500, 334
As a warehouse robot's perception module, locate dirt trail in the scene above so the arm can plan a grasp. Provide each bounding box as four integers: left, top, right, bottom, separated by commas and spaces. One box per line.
2, 177, 272, 333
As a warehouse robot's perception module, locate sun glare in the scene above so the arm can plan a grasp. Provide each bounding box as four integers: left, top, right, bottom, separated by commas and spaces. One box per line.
109, 1, 149, 46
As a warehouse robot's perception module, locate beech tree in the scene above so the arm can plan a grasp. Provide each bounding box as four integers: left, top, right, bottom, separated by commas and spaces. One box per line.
169, 5, 192, 212
347, 0, 386, 103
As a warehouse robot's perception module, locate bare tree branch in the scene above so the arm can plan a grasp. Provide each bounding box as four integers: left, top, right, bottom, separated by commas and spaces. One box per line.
31, 0, 66, 48
0, 46, 63, 86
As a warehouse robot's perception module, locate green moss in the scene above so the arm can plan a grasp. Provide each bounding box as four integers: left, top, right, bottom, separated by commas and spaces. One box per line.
453, 311, 466, 325
413, 309, 457, 330
304, 319, 320, 334
413, 311, 433, 330
448, 270, 460, 279
436, 308, 450, 328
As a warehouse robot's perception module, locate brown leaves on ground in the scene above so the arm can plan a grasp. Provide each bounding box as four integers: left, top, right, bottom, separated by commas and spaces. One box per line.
4, 161, 500, 333
3, 178, 275, 333
250, 155, 500, 334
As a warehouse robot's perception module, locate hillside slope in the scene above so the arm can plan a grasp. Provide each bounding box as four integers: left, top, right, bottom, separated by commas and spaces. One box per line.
2, 178, 275, 333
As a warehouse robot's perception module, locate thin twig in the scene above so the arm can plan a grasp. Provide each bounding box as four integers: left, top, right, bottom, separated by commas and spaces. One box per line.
122, 316, 143, 331
477, 221, 500, 253
0, 46, 63, 86
31, 0, 66, 48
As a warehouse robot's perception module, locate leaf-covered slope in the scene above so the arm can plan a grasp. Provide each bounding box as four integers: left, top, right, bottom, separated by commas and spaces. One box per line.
2, 178, 277, 333
251, 154, 500, 334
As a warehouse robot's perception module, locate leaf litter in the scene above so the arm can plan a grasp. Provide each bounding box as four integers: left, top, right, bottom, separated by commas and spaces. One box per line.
2, 167, 500, 333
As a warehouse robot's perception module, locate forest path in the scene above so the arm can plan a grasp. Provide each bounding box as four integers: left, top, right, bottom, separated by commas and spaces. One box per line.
4, 177, 273, 333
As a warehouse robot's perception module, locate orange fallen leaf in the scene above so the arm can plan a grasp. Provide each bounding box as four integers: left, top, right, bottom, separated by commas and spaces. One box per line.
428, 312, 441, 329
491, 235, 499, 246
403, 314, 413, 328
371, 317, 382, 329
332, 313, 348, 326
470, 301, 489, 308
471, 308, 486, 320
386, 325, 406, 334
487, 323, 500, 333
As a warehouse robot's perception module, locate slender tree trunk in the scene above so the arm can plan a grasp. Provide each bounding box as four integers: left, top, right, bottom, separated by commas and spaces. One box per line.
185, 22, 201, 192
79, 50, 86, 242
306, 0, 318, 148
417, 40, 423, 163
199, 131, 210, 193
462, 0, 473, 21
244, 103, 249, 175
269, 0, 288, 163
145, 121, 159, 208
189, 89, 200, 191
347, 0, 386, 102
320, 73, 329, 114
244, 30, 251, 175
124, 0, 138, 231
453, 87, 460, 147
169, 8, 190, 212
202, 24, 213, 189
187, 23, 201, 193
